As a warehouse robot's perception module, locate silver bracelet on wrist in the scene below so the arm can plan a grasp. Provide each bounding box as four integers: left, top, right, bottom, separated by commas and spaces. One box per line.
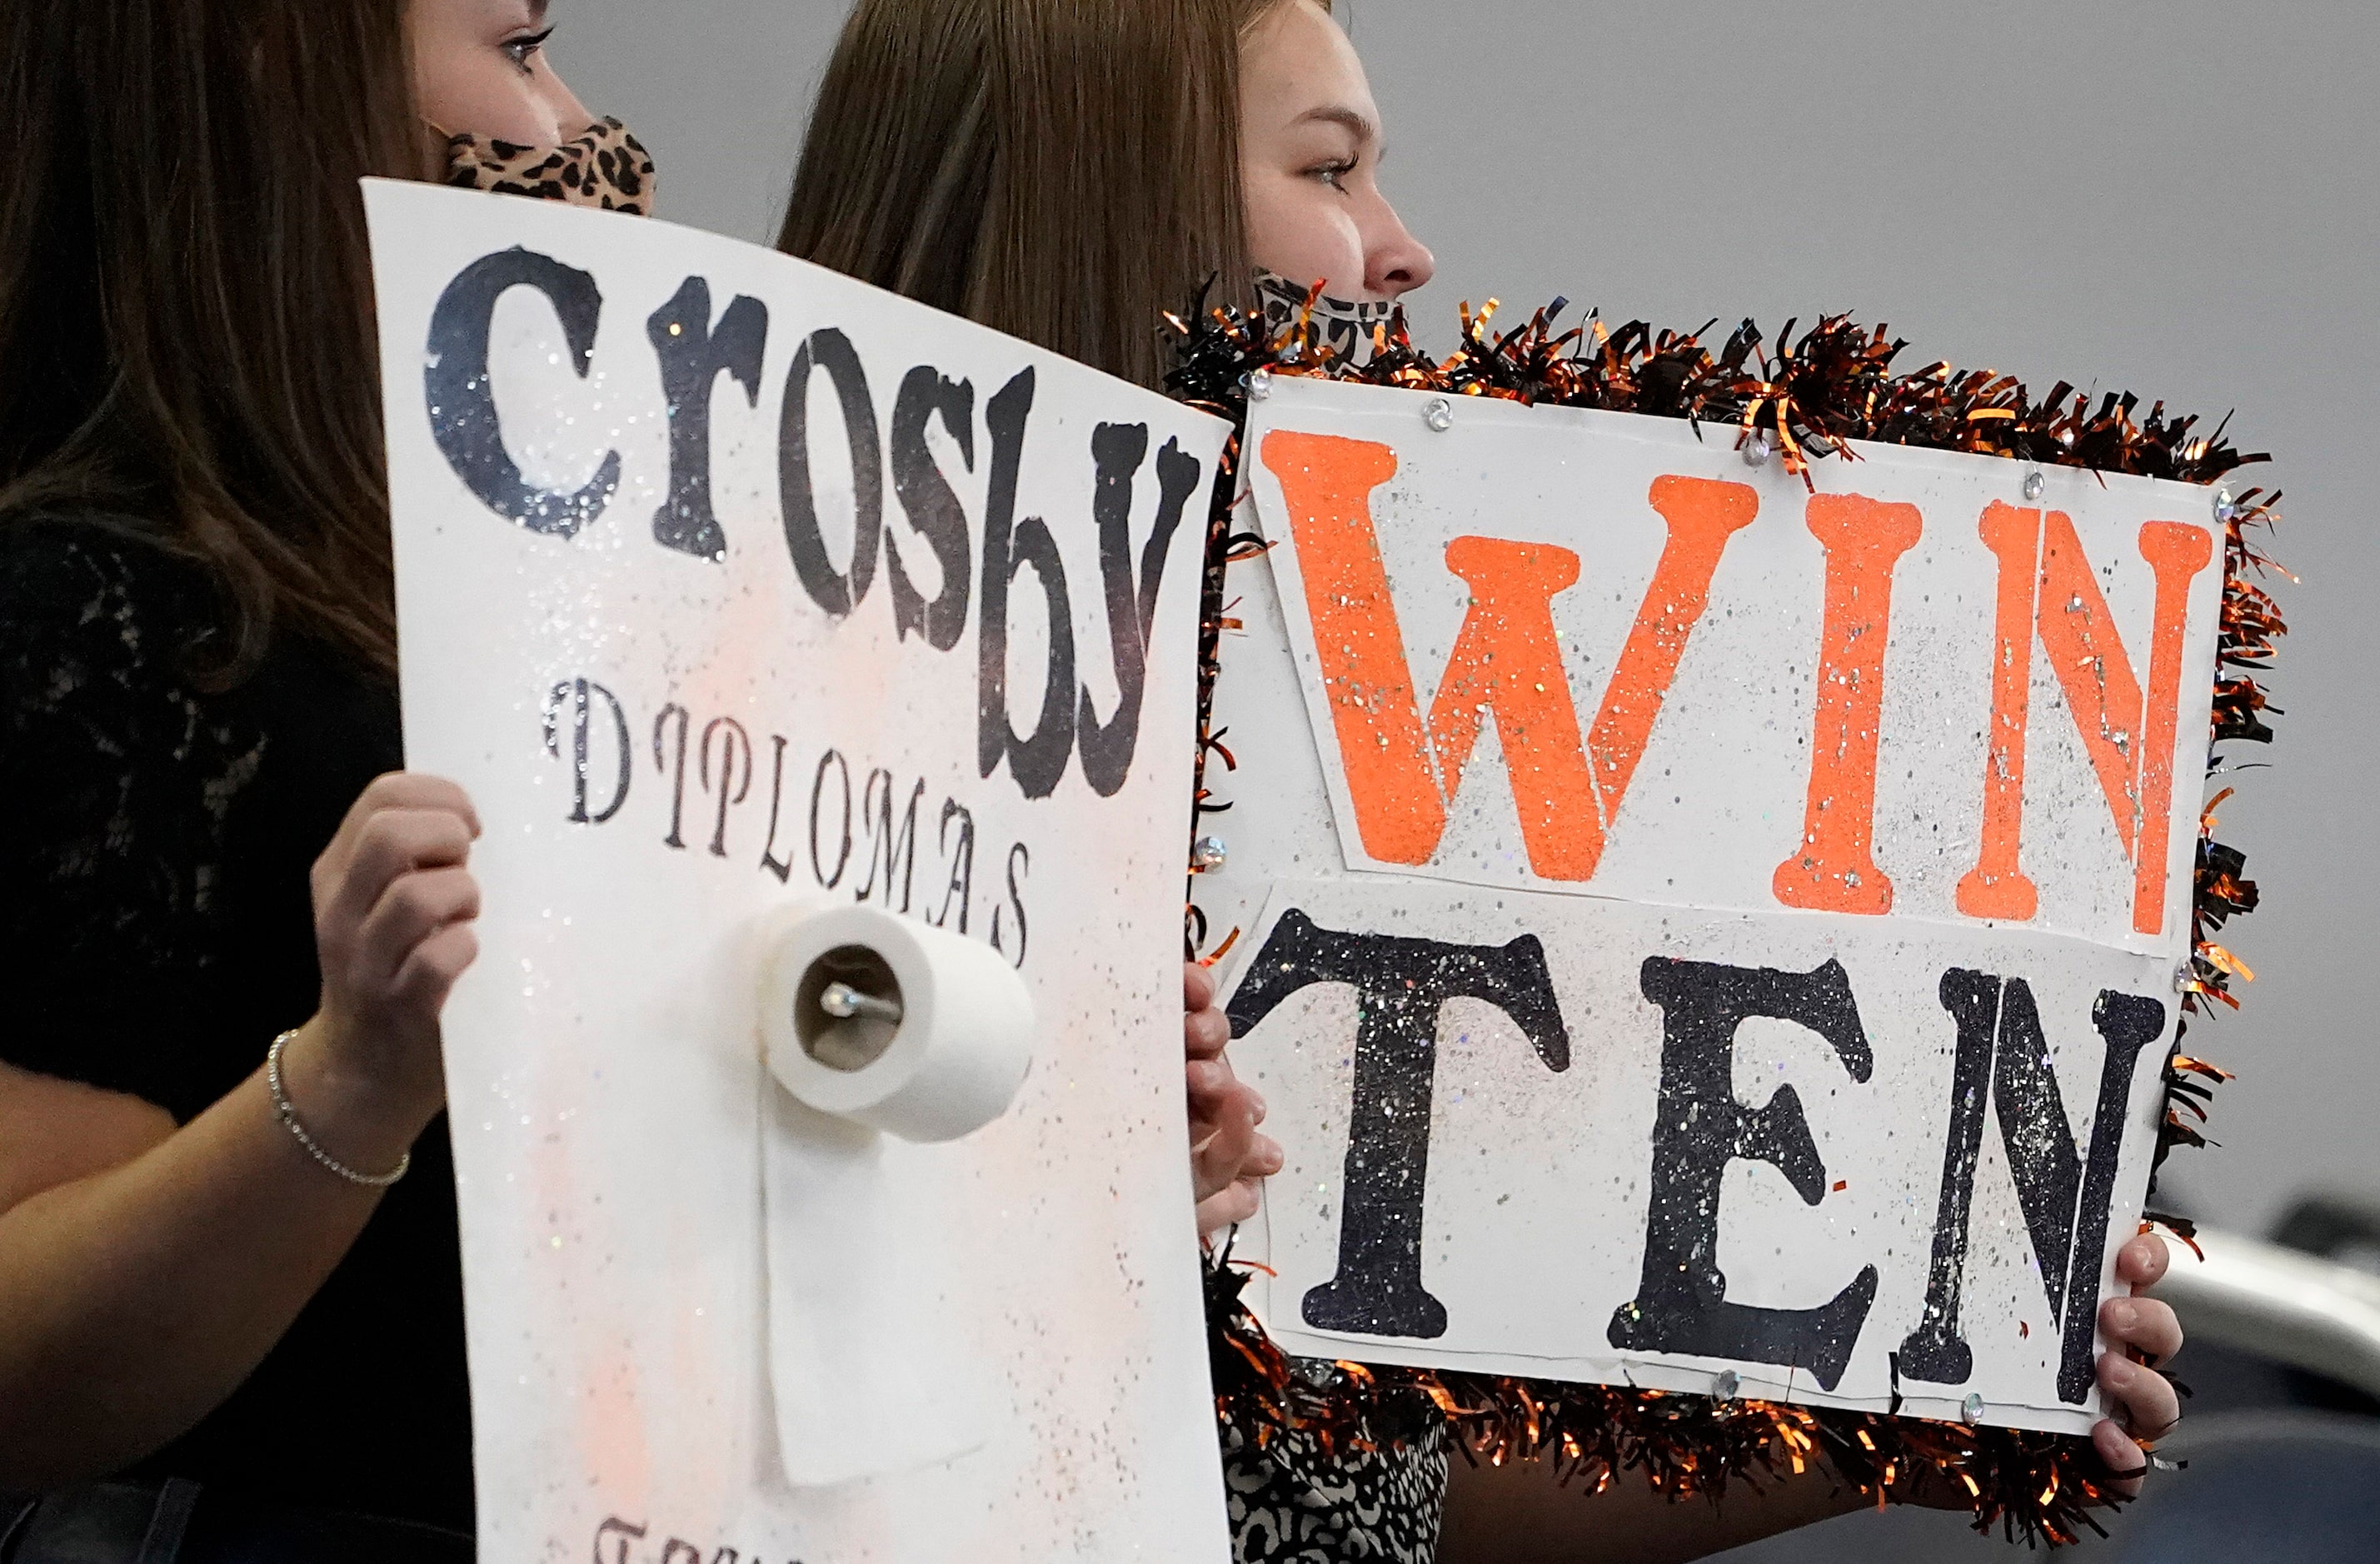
266, 1029, 412, 1188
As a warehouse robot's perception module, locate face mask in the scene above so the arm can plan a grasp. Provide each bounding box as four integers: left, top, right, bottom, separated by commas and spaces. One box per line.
1255, 270, 1398, 365
442, 116, 657, 215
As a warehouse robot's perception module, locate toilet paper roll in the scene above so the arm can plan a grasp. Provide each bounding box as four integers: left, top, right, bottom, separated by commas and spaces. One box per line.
755, 902, 1035, 1486
758, 903, 1035, 1143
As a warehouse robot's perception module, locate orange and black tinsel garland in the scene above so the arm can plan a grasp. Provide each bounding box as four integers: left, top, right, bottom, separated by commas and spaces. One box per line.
1169, 290, 2287, 1546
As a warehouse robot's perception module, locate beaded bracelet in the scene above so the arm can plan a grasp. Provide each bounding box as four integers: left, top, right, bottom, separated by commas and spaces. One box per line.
266, 1029, 412, 1188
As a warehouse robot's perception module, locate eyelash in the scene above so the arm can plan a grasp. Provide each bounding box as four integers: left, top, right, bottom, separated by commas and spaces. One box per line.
503, 26, 555, 74
1309, 159, 1357, 192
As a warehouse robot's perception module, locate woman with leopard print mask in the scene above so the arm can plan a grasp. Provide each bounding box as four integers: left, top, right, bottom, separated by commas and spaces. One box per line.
778, 3, 2189, 1560
0, 2, 646, 1559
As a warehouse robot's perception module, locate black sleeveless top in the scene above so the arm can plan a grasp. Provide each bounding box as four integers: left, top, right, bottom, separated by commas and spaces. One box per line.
0, 516, 472, 1530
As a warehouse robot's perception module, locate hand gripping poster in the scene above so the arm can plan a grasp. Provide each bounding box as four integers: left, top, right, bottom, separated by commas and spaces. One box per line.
365, 182, 1232, 1562
1200, 375, 2223, 1436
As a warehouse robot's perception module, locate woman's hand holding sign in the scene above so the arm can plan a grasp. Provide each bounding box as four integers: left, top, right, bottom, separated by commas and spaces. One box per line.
282, 773, 485, 1167
1185, 962, 1284, 1238
2094, 1232, 2185, 1494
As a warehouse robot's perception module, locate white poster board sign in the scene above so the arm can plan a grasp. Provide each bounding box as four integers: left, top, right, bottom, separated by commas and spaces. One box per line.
367, 182, 1232, 1562
1203, 376, 2219, 1435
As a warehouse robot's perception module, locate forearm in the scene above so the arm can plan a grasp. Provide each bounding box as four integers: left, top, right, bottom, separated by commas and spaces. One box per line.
1437, 1447, 1871, 1564
0, 1028, 434, 1487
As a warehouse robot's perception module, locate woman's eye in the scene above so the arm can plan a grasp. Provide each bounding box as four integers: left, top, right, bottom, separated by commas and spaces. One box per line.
1306, 160, 1356, 192
502, 26, 556, 74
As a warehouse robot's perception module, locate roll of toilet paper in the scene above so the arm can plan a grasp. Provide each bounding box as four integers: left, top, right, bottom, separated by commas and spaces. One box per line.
758, 903, 1035, 1143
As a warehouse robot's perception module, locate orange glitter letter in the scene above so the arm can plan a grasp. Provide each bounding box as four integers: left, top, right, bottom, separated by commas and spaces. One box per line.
1773, 493, 1924, 915
1957, 507, 2214, 935
1260, 440, 1756, 881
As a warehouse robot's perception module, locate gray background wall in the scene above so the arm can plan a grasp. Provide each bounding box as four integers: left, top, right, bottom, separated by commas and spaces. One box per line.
557, 0, 2378, 1240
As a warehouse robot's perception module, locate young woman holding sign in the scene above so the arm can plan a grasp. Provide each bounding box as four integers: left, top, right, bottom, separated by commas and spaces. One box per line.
780, 2, 2188, 1559
0, 2, 650, 1556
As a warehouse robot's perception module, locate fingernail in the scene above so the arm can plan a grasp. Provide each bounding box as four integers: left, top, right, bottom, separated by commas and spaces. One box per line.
2108, 1299, 2138, 1332
2103, 1357, 2136, 1388
1250, 1092, 1268, 1119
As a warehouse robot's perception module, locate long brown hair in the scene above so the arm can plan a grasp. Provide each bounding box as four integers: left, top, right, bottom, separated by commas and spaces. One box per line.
779, 0, 1325, 390
0, 0, 422, 681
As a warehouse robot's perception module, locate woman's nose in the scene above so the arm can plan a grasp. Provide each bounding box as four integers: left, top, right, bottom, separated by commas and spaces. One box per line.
1365, 201, 1435, 300
540, 66, 596, 144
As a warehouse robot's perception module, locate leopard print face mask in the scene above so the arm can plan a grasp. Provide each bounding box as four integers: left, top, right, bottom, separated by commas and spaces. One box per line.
1255, 270, 1399, 366
441, 116, 657, 215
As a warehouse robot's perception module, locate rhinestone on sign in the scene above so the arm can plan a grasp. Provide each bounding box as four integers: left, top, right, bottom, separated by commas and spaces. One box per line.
2023, 470, 2045, 501
1962, 1392, 1985, 1426
1423, 396, 1454, 432
2213, 483, 2238, 523
1190, 835, 1229, 871
1742, 431, 1772, 467
1711, 1369, 1739, 1402
1245, 367, 1274, 401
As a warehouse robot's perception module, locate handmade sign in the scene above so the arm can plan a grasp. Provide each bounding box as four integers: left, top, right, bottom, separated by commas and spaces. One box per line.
367, 181, 1231, 1563
1198, 372, 2224, 1437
